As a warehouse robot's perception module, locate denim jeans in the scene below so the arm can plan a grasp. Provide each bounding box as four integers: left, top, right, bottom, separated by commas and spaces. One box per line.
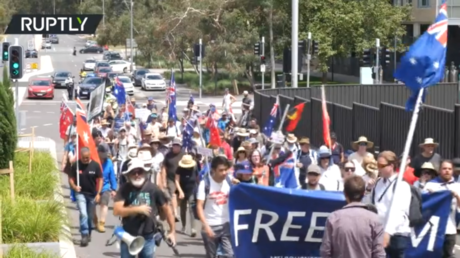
201, 223, 233, 258
120, 235, 156, 258
75, 193, 96, 235
385, 235, 409, 258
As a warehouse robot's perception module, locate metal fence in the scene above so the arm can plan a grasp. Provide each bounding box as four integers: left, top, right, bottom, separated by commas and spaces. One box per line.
260, 82, 460, 110
254, 87, 460, 159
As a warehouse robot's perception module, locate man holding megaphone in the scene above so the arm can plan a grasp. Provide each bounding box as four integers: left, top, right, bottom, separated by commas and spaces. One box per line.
113, 158, 176, 257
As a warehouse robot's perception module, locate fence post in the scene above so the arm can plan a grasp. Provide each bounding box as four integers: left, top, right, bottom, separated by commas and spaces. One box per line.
0, 161, 14, 203
29, 127, 36, 173
0, 200, 2, 258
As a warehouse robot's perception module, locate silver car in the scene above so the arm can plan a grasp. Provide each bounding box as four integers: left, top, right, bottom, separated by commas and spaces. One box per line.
82, 59, 97, 71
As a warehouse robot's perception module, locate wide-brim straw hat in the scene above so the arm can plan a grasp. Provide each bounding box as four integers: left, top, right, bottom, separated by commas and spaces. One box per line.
351, 136, 374, 150
362, 156, 378, 177
419, 138, 439, 147
234, 146, 247, 156
414, 161, 438, 178
236, 128, 249, 137
286, 133, 297, 143
101, 119, 110, 125
138, 143, 152, 152
179, 155, 197, 168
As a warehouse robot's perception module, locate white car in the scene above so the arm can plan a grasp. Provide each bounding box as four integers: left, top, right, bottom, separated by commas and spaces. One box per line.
85, 40, 97, 47
141, 73, 166, 90
109, 60, 130, 73
44, 41, 51, 49
117, 76, 134, 95
82, 59, 96, 71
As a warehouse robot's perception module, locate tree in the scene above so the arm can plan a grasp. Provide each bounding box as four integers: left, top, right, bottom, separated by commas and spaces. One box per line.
0, 77, 16, 168
3, 66, 13, 107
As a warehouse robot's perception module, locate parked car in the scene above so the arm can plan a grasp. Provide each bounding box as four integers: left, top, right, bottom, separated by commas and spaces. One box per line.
103, 51, 123, 61
82, 58, 97, 71
141, 73, 166, 91
131, 69, 150, 86
117, 76, 135, 95
96, 67, 112, 78
25, 49, 38, 58
109, 60, 130, 73
42, 40, 51, 49
52, 71, 73, 89
27, 77, 54, 99
85, 40, 97, 47
50, 36, 59, 44
78, 77, 104, 99
79, 46, 104, 54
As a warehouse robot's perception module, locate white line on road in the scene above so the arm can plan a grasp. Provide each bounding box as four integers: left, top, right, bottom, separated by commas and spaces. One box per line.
46, 111, 55, 114
33, 111, 41, 113
43, 123, 52, 126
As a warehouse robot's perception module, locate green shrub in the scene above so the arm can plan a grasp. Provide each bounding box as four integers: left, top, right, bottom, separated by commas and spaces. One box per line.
0, 76, 16, 169
1, 197, 67, 243
4, 245, 59, 258
0, 152, 57, 200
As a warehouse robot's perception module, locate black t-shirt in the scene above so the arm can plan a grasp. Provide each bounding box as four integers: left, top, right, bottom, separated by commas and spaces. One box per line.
410, 153, 442, 171
163, 151, 184, 181
70, 160, 102, 196
176, 166, 197, 195
114, 181, 167, 236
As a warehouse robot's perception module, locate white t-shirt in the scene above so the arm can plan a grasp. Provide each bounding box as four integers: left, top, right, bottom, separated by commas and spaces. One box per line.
348, 152, 373, 165
196, 175, 230, 226
100, 127, 111, 138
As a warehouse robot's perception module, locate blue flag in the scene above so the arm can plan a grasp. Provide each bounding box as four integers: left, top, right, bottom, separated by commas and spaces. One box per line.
229, 184, 452, 258
168, 72, 177, 121
394, 1, 447, 111
274, 156, 299, 188
112, 77, 126, 105
263, 97, 279, 137
182, 118, 196, 152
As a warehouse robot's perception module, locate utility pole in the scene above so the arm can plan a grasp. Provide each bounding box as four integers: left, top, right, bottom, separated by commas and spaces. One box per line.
130, 0, 134, 71
393, 36, 397, 74
375, 38, 380, 84
102, 0, 105, 27
53, 0, 56, 14
291, 0, 299, 88
306, 32, 311, 88
261, 36, 265, 90
199, 38, 202, 99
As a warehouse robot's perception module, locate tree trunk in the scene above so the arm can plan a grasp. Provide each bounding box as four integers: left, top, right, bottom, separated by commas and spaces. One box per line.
269, 5, 276, 89
179, 58, 184, 82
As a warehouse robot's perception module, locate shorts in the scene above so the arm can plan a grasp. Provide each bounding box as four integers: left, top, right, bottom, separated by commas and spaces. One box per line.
167, 179, 176, 197
99, 191, 111, 206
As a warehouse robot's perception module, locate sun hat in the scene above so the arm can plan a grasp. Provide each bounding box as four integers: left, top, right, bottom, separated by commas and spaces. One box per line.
362, 156, 378, 177
286, 133, 297, 143
150, 136, 160, 143
172, 138, 182, 146
414, 162, 438, 178
138, 143, 151, 152
122, 158, 148, 175
298, 137, 310, 144
307, 164, 321, 175
351, 136, 374, 150
234, 160, 253, 174
179, 155, 197, 168
236, 128, 249, 137
419, 138, 439, 148
101, 119, 110, 125
318, 145, 331, 158
127, 144, 138, 159
248, 138, 258, 144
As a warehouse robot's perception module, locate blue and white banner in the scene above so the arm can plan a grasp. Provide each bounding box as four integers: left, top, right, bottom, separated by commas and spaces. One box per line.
229, 184, 452, 258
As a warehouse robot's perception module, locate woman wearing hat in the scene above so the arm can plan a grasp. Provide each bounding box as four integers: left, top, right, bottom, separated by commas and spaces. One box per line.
234, 160, 258, 184
249, 149, 270, 186
232, 128, 249, 150
314, 146, 341, 190
149, 136, 165, 184
413, 162, 437, 189
175, 155, 198, 237
348, 136, 374, 165
410, 138, 442, 172
361, 156, 378, 186
234, 147, 248, 164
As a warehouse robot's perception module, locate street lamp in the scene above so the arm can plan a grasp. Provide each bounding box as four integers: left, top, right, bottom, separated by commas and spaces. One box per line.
130, 0, 134, 71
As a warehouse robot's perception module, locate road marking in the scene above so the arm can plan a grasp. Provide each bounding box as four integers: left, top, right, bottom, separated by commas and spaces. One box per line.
46, 111, 55, 114
33, 111, 41, 113
20, 128, 26, 131
43, 123, 52, 126
455, 244, 460, 250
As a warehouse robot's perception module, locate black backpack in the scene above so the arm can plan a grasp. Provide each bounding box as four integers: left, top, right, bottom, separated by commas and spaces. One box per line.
372, 178, 423, 227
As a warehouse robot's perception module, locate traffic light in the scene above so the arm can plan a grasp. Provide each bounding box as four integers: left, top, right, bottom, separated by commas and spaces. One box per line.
193, 44, 205, 57
9, 46, 23, 79
362, 49, 372, 66
2, 42, 9, 61
381, 47, 391, 65
299, 40, 307, 55
191, 56, 197, 65
254, 42, 261, 56
312, 41, 319, 55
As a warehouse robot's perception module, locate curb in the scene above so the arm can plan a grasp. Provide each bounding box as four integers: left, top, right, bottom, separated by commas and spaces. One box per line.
20, 138, 77, 258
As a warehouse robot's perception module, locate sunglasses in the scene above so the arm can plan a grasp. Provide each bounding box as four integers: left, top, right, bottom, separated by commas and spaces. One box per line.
130, 169, 145, 176
344, 167, 355, 172
359, 143, 368, 146
377, 163, 390, 169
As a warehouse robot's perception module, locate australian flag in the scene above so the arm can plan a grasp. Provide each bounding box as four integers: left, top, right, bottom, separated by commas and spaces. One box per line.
262, 96, 280, 137
182, 118, 196, 152
394, 1, 447, 111
274, 156, 299, 189
113, 77, 126, 105
168, 72, 177, 121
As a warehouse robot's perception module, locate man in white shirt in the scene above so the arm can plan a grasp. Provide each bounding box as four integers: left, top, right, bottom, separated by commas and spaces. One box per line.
348, 136, 374, 165
366, 151, 411, 258
99, 119, 112, 138
424, 160, 460, 258
195, 156, 233, 258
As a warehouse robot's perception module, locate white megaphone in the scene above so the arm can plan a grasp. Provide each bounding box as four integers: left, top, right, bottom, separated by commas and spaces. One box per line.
114, 226, 145, 255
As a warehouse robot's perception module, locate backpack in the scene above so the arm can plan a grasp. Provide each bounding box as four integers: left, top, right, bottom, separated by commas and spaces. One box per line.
371, 178, 423, 227
191, 173, 233, 220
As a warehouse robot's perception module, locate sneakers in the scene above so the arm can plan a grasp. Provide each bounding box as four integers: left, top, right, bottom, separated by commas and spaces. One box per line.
97, 221, 105, 233
191, 229, 196, 238
80, 234, 89, 247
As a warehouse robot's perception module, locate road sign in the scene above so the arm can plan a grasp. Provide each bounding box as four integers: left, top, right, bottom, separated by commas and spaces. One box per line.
126, 38, 137, 48
31, 63, 38, 69
260, 64, 266, 72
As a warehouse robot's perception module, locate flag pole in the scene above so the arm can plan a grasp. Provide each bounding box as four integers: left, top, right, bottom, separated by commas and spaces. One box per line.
265, 102, 290, 165
384, 88, 424, 232
76, 131, 80, 187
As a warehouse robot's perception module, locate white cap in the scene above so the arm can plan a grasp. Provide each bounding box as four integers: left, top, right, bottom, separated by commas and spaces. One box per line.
243, 91, 249, 95
123, 158, 147, 175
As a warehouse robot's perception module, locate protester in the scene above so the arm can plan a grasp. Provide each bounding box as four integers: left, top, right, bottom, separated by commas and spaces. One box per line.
413, 162, 437, 189
365, 151, 412, 257
65, 116, 76, 143
453, 158, 460, 182
249, 149, 269, 186
297, 137, 317, 189
119, 144, 139, 185
234, 147, 247, 164
303, 164, 326, 190
175, 154, 198, 237
113, 158, 176, 258
330, 132, 344, 165
336, 161, 357, 191
69, 147, 103, 247
399, 154, 417, 185
232, 128, 249, 150
96, 145, 117, 233
411, 138, 442, 171
166, 118, 181, 138
196, 156, 234, 258
361, 155, 378, 186
99, 119, 111, 138
285, 133, 300, 158
348, 136, 374, 164
317, 146, 341, 184
162, 138, 184, 221
233, 160, 257, 184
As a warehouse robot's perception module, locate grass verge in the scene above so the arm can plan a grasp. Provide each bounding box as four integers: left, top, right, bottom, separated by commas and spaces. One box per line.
1, 151, 67, 244
4, 245, 59, 258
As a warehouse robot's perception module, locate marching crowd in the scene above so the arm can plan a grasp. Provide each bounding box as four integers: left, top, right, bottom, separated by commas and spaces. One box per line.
60, 85, 460, 258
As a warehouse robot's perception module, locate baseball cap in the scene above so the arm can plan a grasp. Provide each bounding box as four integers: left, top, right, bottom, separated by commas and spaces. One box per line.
234, 161, 252, 174
97, 144, 108, 159
123, 158, 148, 175
172, 138, 182, 146
307, 164, 321, 175
148, 97, 153, 101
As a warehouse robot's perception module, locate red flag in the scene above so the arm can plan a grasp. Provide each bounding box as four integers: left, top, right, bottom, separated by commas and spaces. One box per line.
321, 86, 331, 147
76, 113, 101, 168
126, 98, 136, 119
59, 103, 73, 140
206, 114, 221, 147
285, 103, 305, 132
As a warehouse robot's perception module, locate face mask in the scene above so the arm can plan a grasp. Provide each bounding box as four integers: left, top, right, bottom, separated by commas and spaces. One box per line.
131, 177, 145, 187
